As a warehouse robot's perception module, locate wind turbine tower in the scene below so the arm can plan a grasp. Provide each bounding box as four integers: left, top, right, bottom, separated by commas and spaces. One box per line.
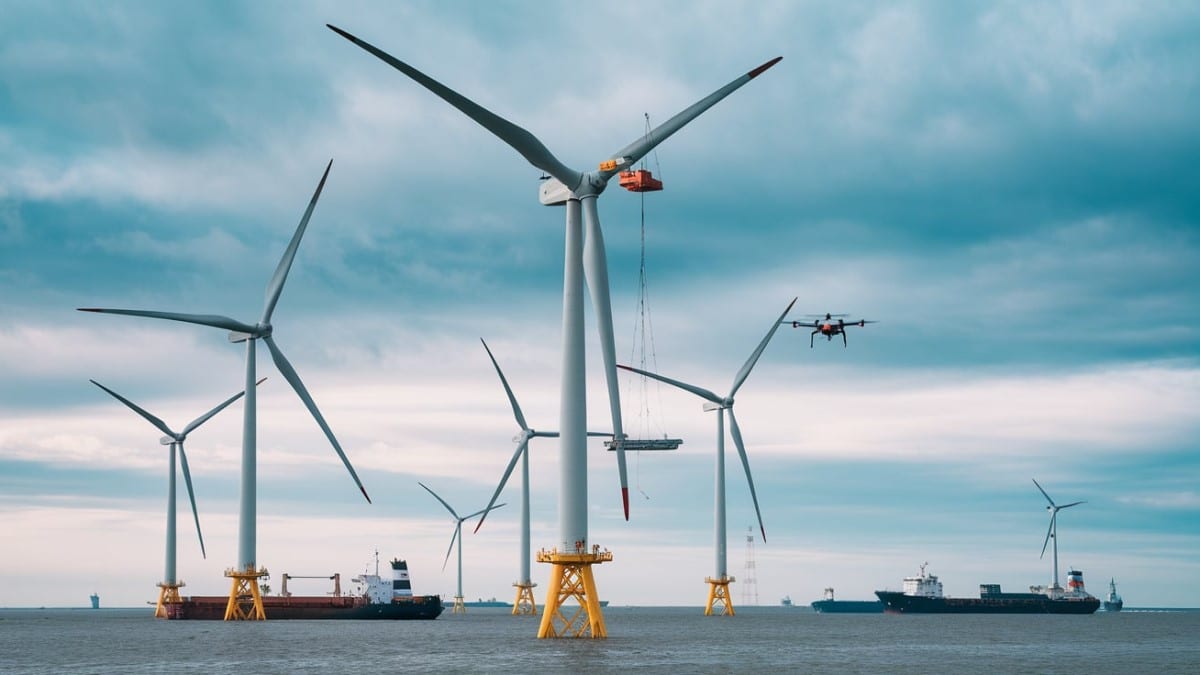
90, 379, 259, 617
329, 24, 781, 638
475, 339, 610, 616
1033, 478, 1086, 592
80, 161, 371, 620
420, 482, 503, 614
620, 298, 795, 615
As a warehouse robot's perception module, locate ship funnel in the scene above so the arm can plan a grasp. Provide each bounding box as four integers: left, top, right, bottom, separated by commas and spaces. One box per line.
1067, 569, 1086, 593
390, 558, 413, 598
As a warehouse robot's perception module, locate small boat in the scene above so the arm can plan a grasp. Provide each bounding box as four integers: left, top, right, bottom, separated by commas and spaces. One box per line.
1103, 578, 1123, 612
811, 587, 883, 613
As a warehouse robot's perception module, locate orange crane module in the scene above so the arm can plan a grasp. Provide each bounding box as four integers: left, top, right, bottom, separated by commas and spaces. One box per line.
618, 168, 663, 192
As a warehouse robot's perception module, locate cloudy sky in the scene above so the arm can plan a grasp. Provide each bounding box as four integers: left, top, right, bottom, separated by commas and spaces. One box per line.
2, 1, 1197, 610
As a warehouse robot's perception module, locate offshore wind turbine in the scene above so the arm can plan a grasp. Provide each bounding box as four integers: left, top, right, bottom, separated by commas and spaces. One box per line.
329, 23, 781, 637
90, 378, 262, 617
79, 160, 370, 620
619, 298, 796, 616
1033, 478, 1085, 590
419, 482, 504, 615
475, 338, 609, 616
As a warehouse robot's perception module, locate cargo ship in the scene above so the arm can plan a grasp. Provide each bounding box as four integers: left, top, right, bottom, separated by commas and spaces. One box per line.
1103, 578, 1123, 612
164, 557, 443, 620
811, 587, 883, 613
875, 563, 1100, 614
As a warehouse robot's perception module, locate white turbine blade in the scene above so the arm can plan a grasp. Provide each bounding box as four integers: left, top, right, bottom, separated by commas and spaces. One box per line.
474, 438, 528, 533
1032, 478, 1056, 507
727, 408, 767, 543
581, 203, 628, 519
441, 525, 460, 571
463, 502, 506, 522
1040, 513, 1055, 559
419, 481, 460, 520
264, 335, 371, 503
89, 379, 176, 439
600, 56, 783, 180
180, 377, 265, 437
532, 431, 560, 438
262, 160, 332, 324
1059, 500, 1086, 510
77, 308, 256, 334
618, 364, 722, 405
176, 441, 206, 559
480, 339, 529, 431
730, 297, 797, 398
327, 25, 582, 190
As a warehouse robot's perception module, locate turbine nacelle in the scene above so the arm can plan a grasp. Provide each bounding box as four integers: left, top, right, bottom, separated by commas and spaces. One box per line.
702, 400, 731, 412
227, 323, 271, 344
159, 436, 176, 446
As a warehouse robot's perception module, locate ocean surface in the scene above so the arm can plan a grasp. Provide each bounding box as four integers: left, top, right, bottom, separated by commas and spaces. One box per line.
2, 605, 1198, 674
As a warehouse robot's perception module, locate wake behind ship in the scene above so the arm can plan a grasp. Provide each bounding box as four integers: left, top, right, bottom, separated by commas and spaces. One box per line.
164, 557, 443, 620
875, 563, 1099, 614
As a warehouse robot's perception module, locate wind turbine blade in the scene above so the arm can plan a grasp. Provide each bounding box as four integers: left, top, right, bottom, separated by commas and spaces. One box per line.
727, 408, 767, 543
730, 298, 797, 397
463, 502, 505, 522
1059, 501, 1086, 510
262, 160, 331, 324
176, 442, 206, 559
442, 525, 459, 571
600, 57, 783, 180
480, 339, 528, 432
89, 380, 176, 439
419, 481, 460, 520
618, 364, 723, 405
581, 202, 628, 519
474, 438, 527, 533
1040, 513, 1055, 559
1032, 478, 1056, 506
180, 378, 266, 437
263, 335, 371, 503
327, 25, 582, 190
77, 308, 256, 334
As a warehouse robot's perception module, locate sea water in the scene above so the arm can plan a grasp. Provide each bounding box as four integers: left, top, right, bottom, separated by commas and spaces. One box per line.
2, 606, 1197, 674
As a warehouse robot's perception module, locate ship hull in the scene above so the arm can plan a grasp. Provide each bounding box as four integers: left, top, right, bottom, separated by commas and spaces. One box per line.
811, 599, 883, 613
875, 591, 1099, 614
1103, 600, 1123, 612
165, 595, 443, 620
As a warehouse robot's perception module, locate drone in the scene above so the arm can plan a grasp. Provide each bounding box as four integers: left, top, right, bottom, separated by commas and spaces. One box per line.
784, 313, 877, 347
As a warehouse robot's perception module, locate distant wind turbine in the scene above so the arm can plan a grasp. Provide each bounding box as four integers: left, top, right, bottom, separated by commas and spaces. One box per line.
90, 377, 262, 616
79, 160, 369, 620
1033, 478, 1085, 590
474, 338, 609, 615
619, 298, 796, 615
329, 24, 780, 636
419, 481, 504, 614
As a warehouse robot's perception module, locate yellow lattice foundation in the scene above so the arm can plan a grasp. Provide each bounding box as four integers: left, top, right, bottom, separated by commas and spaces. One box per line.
536, 546, 612, 638
451, 595, 466, 614
513, 581, 538, 616
223, 566, 267, 621
705, 575, 735, 616
154, 582, 183, 619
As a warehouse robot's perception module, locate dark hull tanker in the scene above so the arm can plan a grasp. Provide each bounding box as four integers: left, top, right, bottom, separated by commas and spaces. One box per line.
164, 557, 443, 620
811, 587, 883, 613
875, 564, 1099, 615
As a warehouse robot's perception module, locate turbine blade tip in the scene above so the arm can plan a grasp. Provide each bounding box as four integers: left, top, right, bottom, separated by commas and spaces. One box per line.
748, 56, 783, 79
622, 487, 630, 521
361, 487, 372, 504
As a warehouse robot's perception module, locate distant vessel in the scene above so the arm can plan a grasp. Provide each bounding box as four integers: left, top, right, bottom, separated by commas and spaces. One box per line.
811, 587, 883, 613
164, 557, 442, 620
780, 595, 793, 607
89, 593, 100, 609
1104, 578, 1123, 612
875, 563, 1100, 614
463, 597, 511, 608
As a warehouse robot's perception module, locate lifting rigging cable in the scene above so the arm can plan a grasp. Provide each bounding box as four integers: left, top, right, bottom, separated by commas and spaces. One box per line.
615, 113, 682, 499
